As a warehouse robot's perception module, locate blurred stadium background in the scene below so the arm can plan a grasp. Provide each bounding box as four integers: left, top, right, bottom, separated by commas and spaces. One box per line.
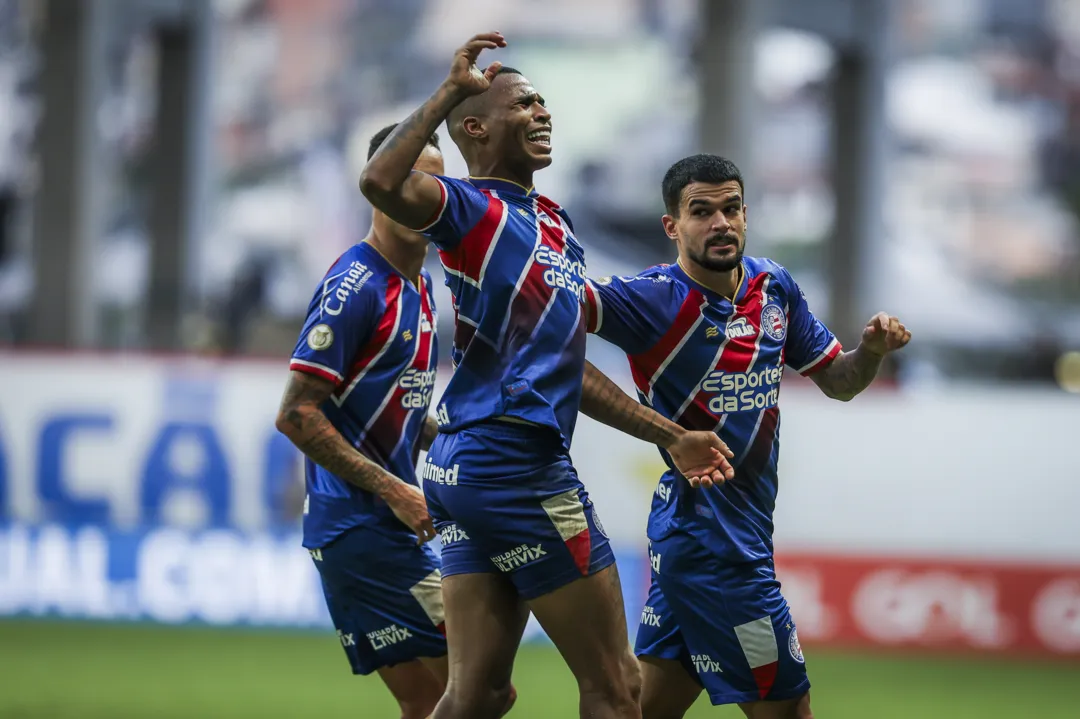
1, 0, 1079, 716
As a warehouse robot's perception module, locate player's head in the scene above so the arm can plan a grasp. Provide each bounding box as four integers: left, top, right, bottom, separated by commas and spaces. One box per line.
367, 123, 444, 242
446, 67, 552, 179
661, 154, 747, 273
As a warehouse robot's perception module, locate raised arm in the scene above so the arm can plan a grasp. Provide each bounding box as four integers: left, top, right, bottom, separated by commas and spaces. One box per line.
811, 312, 911, 401
359, 32, 506, 229
275, 371, 436, 542
580, 361, 735, 487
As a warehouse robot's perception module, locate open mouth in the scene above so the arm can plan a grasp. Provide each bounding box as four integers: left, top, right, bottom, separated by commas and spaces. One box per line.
526, 129, 551, 148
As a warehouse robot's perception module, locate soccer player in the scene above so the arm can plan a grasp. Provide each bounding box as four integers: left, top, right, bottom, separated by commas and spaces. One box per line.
582, 154, 911, 719
360, 33, 734, 719
276, 125, 469, 719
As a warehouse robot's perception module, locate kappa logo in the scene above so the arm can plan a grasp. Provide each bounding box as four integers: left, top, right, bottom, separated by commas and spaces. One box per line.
691, 654, 723, 674
726, 316, 756, 339
640, 605, 662, 627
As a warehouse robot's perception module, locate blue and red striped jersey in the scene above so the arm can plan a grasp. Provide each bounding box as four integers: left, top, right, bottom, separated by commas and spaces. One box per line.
584, 257, 840, 563
421, 176, 588, 447
289, 242, 438, 548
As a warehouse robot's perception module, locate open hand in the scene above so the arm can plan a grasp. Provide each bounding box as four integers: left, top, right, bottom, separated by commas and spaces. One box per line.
445, 32, 508, 97
665, 430, 735, 489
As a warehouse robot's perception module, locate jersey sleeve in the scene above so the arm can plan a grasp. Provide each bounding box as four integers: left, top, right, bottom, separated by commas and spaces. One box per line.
781, 269, 842, 376
583, 275, 670, 356
289, 262, 380, 386
418, 175, 490, 251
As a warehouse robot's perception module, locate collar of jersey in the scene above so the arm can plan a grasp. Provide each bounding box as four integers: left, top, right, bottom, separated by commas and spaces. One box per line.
467, 176, 538, 197
672, 259, 748, 306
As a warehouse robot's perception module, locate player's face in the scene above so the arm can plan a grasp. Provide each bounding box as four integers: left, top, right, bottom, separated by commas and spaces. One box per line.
663, 181, 747, 273
377, 145, 445, 242
488, 75, 552, 171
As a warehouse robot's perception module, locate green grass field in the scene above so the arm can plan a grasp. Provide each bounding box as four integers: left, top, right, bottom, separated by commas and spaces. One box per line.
1, 620, 1076, 718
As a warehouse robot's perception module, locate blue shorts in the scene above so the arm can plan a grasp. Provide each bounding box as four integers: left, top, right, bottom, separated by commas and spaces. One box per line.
634, 532, 810, 705
423, 421, 615, 600
311, 524, 447, 675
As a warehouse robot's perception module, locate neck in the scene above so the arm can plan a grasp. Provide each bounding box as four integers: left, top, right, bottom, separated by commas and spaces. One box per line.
680, 257, 742, 301
468, 159, 534, 192
364, 228, 426, 286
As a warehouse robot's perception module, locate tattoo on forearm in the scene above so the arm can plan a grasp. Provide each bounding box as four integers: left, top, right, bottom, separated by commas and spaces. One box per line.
815, 347, 883, 401
580, 362, 678, 446
277, 372, 397, 496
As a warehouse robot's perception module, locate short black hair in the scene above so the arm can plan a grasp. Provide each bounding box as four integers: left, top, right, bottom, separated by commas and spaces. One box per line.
367, 123, 440, 160
445, 67, 525, 147
662, 154, 744, 216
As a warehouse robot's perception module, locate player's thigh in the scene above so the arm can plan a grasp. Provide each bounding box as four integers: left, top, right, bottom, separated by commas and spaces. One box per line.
639, 656, 702, 719
377, 660, 445, 719
441, 571, 530, 691
653, 534, 810, 707
738, 692, 813, 719
526, 563, 639, 695
419, 654, 449, 688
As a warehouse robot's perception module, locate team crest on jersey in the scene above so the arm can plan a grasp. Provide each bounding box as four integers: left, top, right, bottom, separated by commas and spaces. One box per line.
307, 324, 334, 350
760, 304, 787, 341
788, 627, 804, 663
726, 316, 756, 339
420, 314, 433, 333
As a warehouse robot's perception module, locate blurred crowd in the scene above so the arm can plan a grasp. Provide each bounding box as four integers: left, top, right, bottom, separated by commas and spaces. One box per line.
0, 0, 1078, 385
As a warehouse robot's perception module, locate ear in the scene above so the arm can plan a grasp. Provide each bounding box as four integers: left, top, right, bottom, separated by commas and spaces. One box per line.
462, 116, 486, 140
661, 214, 679, 242
742, 203, 748, 233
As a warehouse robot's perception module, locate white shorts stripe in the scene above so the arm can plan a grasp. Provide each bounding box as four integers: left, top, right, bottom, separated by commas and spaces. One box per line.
734, 615, 779, 669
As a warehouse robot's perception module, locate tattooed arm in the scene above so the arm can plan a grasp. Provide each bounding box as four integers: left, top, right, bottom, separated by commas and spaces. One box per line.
580, 361, 735, 487
420, 415, 440, 452
809, 348, 884, 402
275, 371, 435, 541
359, 32, 507, 229
810, 312, 911, 402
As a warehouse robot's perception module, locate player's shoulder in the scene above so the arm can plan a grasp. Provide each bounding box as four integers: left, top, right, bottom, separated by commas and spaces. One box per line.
316, 244, 389, 317
592, 263, 687, 303
743, 256, 800, 296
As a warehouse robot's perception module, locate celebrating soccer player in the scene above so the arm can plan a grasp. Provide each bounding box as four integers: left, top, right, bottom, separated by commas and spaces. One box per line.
582, 154, 911, 719
276, 127, 476, 719
360, 33, 733, 719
